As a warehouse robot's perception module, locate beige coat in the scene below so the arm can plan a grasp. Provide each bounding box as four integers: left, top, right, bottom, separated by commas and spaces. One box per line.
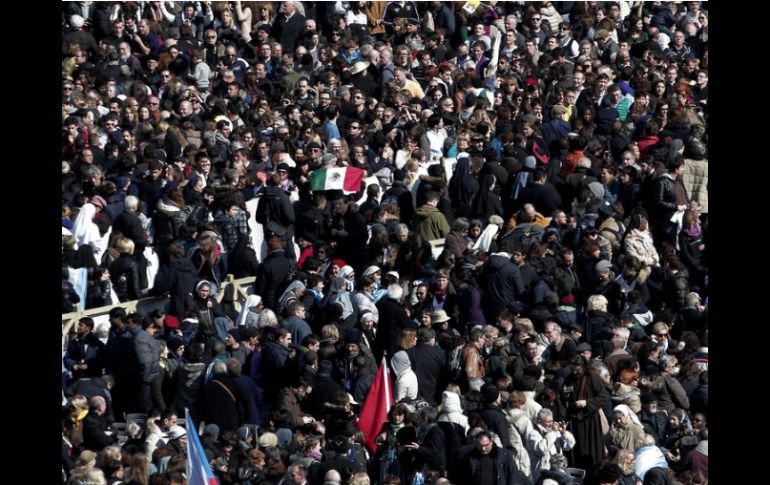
683, 157, 708, 214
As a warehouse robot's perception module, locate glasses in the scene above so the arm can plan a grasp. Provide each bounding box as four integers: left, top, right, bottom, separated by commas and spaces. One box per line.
63, 86, 73, 91
656, 333, 669, 338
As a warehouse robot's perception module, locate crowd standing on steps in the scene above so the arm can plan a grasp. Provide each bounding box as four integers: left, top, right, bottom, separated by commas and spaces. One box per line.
62, 2, 709, 485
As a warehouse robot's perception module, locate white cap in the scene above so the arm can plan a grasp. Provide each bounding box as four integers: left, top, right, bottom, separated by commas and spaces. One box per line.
70, 15, 85, 28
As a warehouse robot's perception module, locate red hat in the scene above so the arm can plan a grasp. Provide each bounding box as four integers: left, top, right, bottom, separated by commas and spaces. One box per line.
560, 294, 575, 306
331, 258, 346, 268
164, 315, 180, 329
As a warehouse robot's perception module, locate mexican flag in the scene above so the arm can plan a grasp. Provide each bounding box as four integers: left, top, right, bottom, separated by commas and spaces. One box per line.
310, 166, 364, 194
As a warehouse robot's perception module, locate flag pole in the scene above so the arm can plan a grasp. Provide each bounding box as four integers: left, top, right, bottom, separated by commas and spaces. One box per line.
382, 356, 391, 413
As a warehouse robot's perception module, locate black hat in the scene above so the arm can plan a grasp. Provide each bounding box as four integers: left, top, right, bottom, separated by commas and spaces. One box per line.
641, 392, 658, 405
227, 328, 242, 342
318, 360, 333, 375
480, 383, 500, 404
576, 342, 592, 353
306, 141, 321, 151
344, 329, 363, 345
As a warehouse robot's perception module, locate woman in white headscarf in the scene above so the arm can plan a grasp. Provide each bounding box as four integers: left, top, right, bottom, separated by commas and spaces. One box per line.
237, 294, 263, 327
72, 203, 110, 262
605, 404, 646, 453
437, 389, 469, 434
391, 350, 418, 402
473, 215, 505, 253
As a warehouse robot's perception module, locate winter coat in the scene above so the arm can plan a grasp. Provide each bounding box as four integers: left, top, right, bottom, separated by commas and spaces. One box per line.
153, 257, 198, 317
413, 205, 451, 241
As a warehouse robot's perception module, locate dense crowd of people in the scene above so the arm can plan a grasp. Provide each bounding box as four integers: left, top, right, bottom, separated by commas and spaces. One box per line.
62, 2, 708, 485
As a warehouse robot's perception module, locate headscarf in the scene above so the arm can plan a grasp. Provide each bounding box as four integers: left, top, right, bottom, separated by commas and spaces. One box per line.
237, 294, 262, 327
437, 390, 469, 433
72, 203, 102, 251
613, 404, 643, 427
512, 156, 537, 199
278, 280, 306, 315
327, 276, 354, 319
473, 222, 500, 252
448, 155, 477, 214
391, 350, 412, 378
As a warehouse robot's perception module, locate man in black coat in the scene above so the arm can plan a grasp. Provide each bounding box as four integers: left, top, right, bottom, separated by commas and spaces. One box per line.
271, 1, 306, 54
83, 396, 116, 451
374, 285, 419, 361
304, 360, 344, 421
330, 194, 369, 274
152, 243, 198, 317
517, 170, 561, 217
253, 226, 293, 311
111, 195, 149, 288
64, 317, 107, 382
455, 430, 531, 485
407, 328, 447, 405
478, 385, 513, 452
481, 246, 526, 323
256, 173, 297, 260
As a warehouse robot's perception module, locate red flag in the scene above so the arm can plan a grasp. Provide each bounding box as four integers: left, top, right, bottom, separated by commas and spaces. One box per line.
356, 357, 393, 452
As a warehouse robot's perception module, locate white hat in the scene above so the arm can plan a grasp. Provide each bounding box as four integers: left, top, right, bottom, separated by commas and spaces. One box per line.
70, 15, 85, 29
349, 61, 371, 76
167, 425, 187, 440
363, 265, 381, 277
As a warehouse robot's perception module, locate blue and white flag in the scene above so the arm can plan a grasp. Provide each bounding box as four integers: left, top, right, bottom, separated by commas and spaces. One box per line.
186, 409, 219, 485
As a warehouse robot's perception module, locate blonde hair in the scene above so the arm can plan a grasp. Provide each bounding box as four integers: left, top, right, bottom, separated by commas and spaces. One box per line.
258, 308, 278, 327
483, 325, 499, 340
69, 394, 89, 412
586, 294, 608, 311
321, 324, 340, 342
514, 317, 536, 336
115, 235, 135, 255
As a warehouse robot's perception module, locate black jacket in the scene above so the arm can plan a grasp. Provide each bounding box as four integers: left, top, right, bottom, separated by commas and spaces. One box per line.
455, 442, 532, 485
152, 257, 198, 316
407, 344, 447, 405
253, 249, 293, 311
482, 254, 526, 321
